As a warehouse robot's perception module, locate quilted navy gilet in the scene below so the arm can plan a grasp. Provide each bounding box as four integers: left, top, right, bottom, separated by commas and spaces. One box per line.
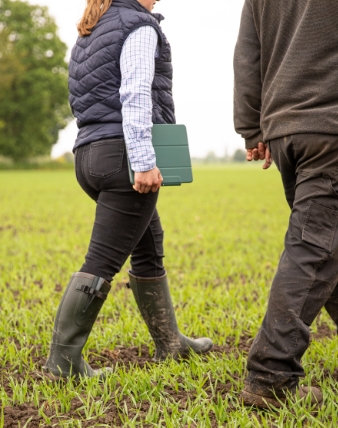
69, 0, 176, 150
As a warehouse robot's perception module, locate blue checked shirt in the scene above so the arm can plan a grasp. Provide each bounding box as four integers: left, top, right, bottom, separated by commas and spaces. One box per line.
120, 26, 159, 173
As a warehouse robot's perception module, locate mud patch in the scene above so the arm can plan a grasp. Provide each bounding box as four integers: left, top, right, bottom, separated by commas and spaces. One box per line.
311, 322, 336, 341
88, 333, 254, 370
2, 328, 335, 427
89, 344, 153, 369
2, 341, 246, 428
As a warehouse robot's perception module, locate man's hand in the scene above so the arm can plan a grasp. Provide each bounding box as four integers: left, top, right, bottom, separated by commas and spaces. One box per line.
246, 142, 272, 170
133, 167, 163, 193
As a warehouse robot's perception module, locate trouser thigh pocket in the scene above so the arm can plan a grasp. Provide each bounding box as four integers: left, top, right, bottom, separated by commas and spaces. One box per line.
302, 200, 338, 252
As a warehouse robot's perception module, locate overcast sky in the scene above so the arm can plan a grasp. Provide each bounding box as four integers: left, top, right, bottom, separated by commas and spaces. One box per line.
26, 0, 245, 158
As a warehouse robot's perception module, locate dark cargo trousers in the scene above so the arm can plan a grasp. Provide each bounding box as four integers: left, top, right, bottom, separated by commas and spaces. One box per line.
247, 134, 338, 395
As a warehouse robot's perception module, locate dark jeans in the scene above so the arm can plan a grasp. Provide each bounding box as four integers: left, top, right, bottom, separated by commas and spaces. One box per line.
74, 138, 165, 283
247, 134, 338, 396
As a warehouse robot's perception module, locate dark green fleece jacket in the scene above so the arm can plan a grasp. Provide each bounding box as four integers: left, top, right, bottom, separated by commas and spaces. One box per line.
234, 0, 338, 149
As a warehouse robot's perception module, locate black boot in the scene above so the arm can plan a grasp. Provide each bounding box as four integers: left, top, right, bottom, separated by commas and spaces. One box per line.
128, 272, 213, 361
43, 272, 112, 378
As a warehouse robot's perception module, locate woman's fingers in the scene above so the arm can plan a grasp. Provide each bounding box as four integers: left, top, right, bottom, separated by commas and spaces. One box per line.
133, 168, 162, 193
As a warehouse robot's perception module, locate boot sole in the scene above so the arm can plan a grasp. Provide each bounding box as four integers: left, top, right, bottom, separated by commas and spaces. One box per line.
240, 389, 283, 409
42, 365, 113, 381
153, 342, 214, 361
240, 386, 323, 409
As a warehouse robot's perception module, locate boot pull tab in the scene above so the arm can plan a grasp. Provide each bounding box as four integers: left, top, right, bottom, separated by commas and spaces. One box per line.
76, 284, 109, 301
72, 275, 111, 327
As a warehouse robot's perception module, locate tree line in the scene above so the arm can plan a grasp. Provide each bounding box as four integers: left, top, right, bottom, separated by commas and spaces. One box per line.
0, 0, 71, 162
192, 149, 247, 164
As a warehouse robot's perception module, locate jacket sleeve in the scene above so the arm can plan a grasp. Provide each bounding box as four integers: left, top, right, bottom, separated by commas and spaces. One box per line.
233, 0, 263, 149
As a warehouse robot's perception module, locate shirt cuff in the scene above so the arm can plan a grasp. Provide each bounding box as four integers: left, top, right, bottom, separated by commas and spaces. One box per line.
127, 141, 156, 172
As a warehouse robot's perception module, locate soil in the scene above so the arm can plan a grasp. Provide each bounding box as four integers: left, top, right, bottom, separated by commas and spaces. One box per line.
2, 326, 336, 427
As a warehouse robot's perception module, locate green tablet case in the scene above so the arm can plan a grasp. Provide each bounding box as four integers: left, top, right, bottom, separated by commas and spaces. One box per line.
127, 124, 193, 186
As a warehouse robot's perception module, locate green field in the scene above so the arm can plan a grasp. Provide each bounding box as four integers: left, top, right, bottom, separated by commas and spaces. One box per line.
1, 166, 337, 427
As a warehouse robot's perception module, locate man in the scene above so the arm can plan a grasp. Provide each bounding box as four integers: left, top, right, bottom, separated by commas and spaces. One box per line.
234, 0, 338, 408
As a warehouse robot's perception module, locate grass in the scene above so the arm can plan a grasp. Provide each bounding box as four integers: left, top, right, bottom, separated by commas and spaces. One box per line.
1, 165, 337, 427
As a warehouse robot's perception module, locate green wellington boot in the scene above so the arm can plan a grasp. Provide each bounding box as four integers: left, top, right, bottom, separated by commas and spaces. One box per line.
43, 272, 112, 379
128, 272, 213, 361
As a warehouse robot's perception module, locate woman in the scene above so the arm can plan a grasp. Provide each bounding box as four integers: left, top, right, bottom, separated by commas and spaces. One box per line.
43, 0, 213, 378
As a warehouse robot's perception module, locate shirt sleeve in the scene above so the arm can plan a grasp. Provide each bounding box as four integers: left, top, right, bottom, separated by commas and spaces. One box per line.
233, 0, 263, 149
120, 25, 159, 172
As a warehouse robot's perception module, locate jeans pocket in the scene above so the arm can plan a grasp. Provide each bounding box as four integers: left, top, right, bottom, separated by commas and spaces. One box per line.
302, 201, 338, 252
89, 139, 124, 178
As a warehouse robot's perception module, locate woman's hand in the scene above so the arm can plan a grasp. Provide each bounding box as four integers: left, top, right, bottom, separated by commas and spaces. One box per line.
133, 167, 163, 193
